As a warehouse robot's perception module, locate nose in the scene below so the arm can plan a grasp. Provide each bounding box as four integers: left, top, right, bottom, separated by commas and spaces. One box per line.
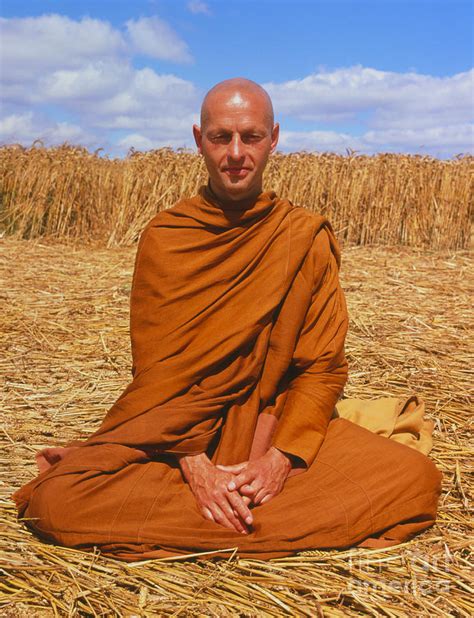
227, 133, 244, 161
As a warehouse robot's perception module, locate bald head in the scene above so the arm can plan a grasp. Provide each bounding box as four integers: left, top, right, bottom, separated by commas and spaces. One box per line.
200, 78, 274, 131
193, 77, 279, 204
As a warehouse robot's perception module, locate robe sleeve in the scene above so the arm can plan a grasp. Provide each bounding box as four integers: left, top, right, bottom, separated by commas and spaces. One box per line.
270, 227, 349, 468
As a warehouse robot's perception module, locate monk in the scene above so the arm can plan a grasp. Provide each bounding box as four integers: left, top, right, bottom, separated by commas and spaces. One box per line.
13, 78, 443, 561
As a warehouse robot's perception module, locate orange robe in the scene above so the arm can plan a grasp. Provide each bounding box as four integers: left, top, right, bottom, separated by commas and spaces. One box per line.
12, 185, 442, 561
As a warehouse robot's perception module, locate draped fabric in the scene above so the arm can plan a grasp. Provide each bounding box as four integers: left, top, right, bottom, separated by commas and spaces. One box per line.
12, 185, 442, 560
333, 394, 436, 455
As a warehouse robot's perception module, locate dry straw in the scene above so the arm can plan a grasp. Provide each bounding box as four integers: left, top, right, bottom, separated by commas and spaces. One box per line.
1, 237, 472, 616
0, 143, 472, 249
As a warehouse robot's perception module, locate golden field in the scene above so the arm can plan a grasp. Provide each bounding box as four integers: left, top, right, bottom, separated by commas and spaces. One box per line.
2, 239, 472, 615
0, 144, 472, 249
1, 143, 473, 615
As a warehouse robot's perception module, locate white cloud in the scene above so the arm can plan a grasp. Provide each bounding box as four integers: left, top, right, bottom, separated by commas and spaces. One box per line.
265, 66, 474, 156
364, 124, 474, 152
0, 111, 97, 147
126, 17, 193, 63
264, 66, 473, 127
0, 13, 193, 87
0, 14, 199, 150
0, 14, 471, 157
0, 15, 126, 82
99, 111, 199, 132
187, 1, 212, 15
40, 61, 128, 101
279, 130, 363, 154
117, 132, 193, 151
80, 69, 199, 131
279, 124, 474, 157
117, 133, 156, 151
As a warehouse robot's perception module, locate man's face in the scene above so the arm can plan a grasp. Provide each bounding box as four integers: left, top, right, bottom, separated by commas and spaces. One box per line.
193, 92, 279, 203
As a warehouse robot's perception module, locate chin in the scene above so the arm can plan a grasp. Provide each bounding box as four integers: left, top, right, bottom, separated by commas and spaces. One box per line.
224, 178, 253, 193
224, 187, 253, 201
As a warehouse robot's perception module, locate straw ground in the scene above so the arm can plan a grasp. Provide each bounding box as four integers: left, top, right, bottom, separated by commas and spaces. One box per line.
1, 237, 472, 616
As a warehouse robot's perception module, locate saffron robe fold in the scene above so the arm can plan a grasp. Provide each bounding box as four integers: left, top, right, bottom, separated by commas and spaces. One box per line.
12, 185, 442, 561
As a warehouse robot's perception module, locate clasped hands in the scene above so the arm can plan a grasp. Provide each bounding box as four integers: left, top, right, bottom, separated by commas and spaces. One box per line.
178, 447, 293, 534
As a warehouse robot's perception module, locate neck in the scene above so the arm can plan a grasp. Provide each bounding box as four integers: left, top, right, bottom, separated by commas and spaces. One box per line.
207, 179, 263, 210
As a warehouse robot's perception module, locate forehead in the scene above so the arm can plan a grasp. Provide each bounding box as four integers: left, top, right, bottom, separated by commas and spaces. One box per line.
202, 89, 272, 129
203, 102, 270, 131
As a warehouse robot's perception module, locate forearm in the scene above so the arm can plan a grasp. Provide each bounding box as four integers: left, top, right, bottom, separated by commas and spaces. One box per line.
271, 355, 348, 469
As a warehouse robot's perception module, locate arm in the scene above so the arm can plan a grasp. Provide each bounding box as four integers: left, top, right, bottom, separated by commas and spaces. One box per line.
221, 226, 349, 503
248, 412, 306, 476
270, 228, 349, 469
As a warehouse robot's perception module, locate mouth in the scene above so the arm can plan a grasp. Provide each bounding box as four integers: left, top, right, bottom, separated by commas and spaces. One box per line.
223, 167, 250, 178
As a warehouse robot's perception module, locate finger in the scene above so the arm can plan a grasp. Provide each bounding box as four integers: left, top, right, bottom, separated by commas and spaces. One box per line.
216, 462, 248, 473
239, 483, 257, 497
259, 493, 273, 505
202, 506, 215, 522
227, 470, 255, 491
215, 497, 249, 534
252, 487, 270, 505
209, 503, 243, 533
227, 491, 253, 526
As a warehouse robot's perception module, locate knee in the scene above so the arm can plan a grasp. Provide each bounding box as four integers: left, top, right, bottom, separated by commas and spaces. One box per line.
26, 476, 75, 537
401, 449, 443, 497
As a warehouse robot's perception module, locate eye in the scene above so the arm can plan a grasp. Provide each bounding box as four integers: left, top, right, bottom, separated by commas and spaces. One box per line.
209, 134, 230, 144
243, 133, 263, 143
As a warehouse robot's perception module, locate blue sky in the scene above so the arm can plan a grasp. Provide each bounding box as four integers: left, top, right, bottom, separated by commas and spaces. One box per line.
1, 0, 472, 157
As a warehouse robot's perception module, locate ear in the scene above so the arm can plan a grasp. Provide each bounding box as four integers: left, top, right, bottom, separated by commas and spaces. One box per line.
270, 122, 279, 154
193, 124, 203, 154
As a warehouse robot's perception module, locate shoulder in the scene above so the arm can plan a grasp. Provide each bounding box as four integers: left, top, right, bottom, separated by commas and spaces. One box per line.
142, 198, 188, 230
282, 198, 340, 257
281, 196, 329, 230
294, 207, 342, 273
133, 195, 193, 249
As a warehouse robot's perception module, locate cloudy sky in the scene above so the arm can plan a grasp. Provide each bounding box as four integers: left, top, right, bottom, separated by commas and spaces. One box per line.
0, 0, 472, 157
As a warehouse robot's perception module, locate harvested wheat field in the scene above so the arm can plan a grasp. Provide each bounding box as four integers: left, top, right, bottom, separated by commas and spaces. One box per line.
1, 234, 472, 616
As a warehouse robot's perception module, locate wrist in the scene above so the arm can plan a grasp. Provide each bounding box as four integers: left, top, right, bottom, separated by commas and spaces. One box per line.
178, 452, 211, 481
269, 446, 292, 471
